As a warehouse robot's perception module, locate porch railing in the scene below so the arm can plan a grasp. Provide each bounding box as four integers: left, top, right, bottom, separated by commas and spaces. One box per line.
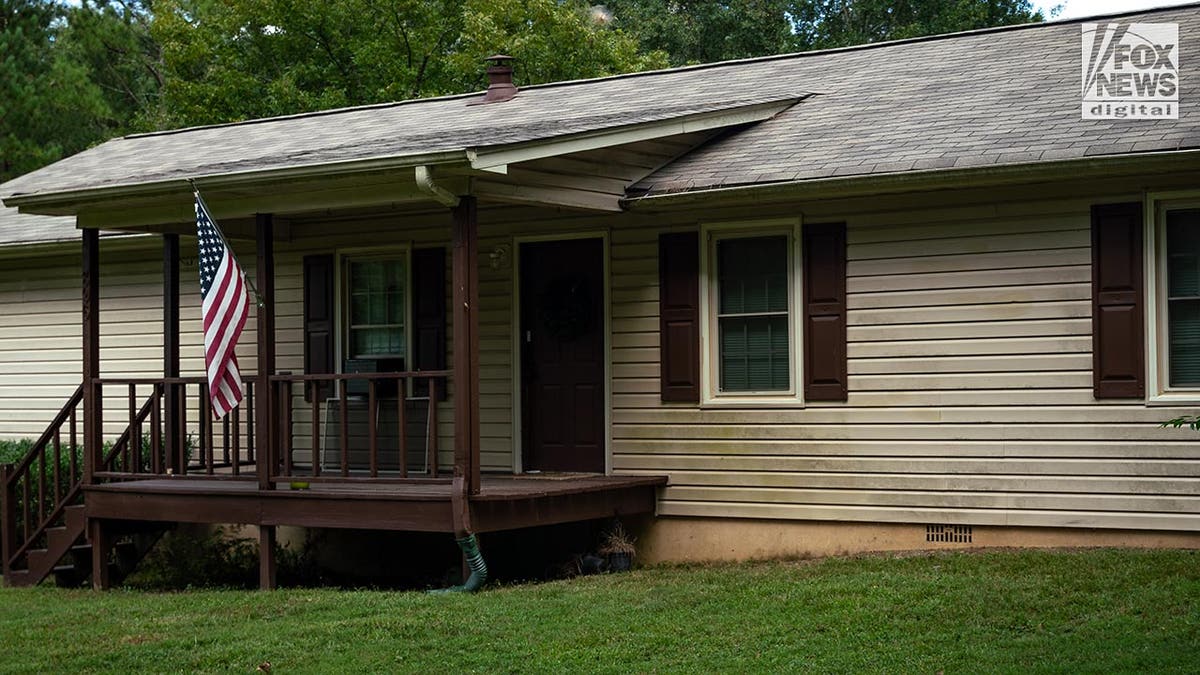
84, 371, 450, 487
1, 384, 84, 577
92, 377, 258, 481
269, 371, 449, 486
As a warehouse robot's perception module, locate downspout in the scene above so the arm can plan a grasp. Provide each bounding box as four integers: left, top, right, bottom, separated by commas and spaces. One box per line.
415, 166, 460, 207
431, 532, 489, 593
430, 484, 489, 593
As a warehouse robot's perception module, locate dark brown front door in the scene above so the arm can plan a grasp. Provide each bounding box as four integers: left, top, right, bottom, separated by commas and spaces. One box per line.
520, 238, 605, 473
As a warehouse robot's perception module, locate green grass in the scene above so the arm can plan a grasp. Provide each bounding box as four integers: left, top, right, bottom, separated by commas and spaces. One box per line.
1, 549, 1198, 673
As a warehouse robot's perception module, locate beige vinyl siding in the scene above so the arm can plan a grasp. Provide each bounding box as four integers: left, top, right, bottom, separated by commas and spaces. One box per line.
0, 238, 266, 441
5, 175, 1200, 533
607, 187, 1200, 532
0, 252, 87, 435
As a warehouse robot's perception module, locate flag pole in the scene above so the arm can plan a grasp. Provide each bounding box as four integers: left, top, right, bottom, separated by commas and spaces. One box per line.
190, 181, 265, 308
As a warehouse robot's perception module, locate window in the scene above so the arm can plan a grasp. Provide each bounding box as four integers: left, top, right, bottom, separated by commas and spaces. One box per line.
345, 256, 407, 361
717, 236, 790, 391
1164, 208, 1200, 388
701, 220, 801, 403
1151, 199, 1200, 400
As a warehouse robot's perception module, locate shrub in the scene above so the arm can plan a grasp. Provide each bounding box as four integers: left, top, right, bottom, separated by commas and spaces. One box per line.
127, 526, 324, 590
1162, 415, 1200, 431
0, 439, 35, 465
127, 525, 260, 589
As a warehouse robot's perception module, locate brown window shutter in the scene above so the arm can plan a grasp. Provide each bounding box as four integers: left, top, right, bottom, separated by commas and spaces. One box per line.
1092, 202, 1145, 398
412, 247, 447, 400
303, 254, 335, 402
659, 232, 700, 403
803, 222, 848, 401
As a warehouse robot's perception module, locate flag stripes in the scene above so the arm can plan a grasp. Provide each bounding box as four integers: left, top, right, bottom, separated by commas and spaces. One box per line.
196, 194, 248, 419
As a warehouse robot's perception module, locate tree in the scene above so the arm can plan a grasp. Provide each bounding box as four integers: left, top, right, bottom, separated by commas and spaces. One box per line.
144, 0, 667, 128
0, 0, 110, 182
602, 0, 797, 66
603, 0, 1045, 66
791, 0, 1046, 51
57, 1, 163, 135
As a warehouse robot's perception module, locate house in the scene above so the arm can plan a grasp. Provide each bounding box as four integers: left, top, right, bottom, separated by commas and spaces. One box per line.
3, 5, 1200, 590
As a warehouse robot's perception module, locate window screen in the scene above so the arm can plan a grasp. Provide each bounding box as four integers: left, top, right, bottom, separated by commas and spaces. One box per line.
1167, 209, 1200, 387
716, 235, 790, 392
347, 258, 406, 359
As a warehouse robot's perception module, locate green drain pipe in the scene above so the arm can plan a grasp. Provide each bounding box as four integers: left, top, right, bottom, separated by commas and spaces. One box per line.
431, 534, 488, 593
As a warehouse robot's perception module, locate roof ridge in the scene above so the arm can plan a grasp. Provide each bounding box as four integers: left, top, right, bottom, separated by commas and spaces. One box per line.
122, 90, 485, 139
79, 1, 1200, 143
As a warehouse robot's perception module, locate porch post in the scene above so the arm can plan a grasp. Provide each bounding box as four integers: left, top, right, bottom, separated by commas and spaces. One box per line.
89, 518, 111, 590
82, 228, 108, 590
163, 234, 181, 474
259, 525, 276, 590
451, 196, 481, 498
255, 214, 276, 491
1, 464, 14, 580
82, 229, 100, 486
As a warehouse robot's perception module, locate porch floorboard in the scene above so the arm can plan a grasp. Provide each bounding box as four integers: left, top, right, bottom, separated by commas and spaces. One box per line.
83, 474, 666, 533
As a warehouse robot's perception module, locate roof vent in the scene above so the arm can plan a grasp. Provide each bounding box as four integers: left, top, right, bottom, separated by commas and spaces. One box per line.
470, 55, 518, 105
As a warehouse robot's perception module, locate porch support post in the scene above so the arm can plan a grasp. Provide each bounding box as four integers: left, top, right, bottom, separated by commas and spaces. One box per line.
89, 518, 111, 591
259, 524, 277, 590
1, 464, 14, 580
163, 234, 181, 474
451, 196, 481, 505
255, 214, 276, 491
82, 228, 100, 486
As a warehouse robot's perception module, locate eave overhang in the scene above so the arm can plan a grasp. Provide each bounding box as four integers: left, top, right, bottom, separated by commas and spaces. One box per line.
1, 97, 803, 226
622, 150, 1200, 211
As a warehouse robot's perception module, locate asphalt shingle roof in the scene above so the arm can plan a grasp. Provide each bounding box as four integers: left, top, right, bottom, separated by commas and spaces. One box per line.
0, 76, 807, 200
0, 204, 75, 246
635, 4, 1200, 194
2, 3, 1198, 208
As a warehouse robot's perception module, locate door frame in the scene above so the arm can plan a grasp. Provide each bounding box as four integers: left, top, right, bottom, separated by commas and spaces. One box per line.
510, 231, 612, 475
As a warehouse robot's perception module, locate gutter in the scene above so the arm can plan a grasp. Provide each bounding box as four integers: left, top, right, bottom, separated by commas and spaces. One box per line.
622, 149, 1200, 210
0, 232, 152, 260
2, 150, 470, 214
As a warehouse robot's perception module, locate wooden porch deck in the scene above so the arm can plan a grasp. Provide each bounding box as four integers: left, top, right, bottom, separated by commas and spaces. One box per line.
84, 474, 667, 534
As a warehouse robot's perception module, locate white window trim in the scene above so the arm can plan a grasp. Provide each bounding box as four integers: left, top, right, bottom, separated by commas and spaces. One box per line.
1145, 191, 1200, 405
699, 217, 804, 407
335, 245, 413, 374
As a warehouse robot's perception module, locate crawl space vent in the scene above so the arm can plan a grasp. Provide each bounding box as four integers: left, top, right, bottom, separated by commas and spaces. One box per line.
925, 525, 973, 544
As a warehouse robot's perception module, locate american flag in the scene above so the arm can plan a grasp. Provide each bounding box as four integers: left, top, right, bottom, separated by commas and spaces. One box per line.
195, 194, 248, 419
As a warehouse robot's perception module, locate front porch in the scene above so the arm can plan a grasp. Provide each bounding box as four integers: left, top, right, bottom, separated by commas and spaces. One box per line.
1, 193, 665, 590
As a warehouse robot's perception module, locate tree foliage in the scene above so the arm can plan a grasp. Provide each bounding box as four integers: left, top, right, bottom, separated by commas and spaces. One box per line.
603, 0, 1045, 66
2, 0, 1048, 182
791, 0, 1045, 51
0, 0, 109, 181
145, 0, 665, 128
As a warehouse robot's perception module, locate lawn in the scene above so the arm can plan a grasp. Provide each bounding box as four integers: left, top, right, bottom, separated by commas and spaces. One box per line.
0, 549, 1197, 673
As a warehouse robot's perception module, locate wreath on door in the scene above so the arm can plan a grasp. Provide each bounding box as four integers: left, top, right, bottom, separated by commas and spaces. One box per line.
539, 275, 593, 341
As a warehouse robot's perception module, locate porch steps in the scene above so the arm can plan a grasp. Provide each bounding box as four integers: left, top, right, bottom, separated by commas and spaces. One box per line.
9, 505, 88, 588
5, 504, 167, 588
50, 529, 169, 589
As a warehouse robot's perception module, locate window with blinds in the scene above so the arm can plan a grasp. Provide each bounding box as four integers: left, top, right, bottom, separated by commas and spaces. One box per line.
715, 235, 791, 392
346, 257, 407, 360
1167, 209, 1200, 387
